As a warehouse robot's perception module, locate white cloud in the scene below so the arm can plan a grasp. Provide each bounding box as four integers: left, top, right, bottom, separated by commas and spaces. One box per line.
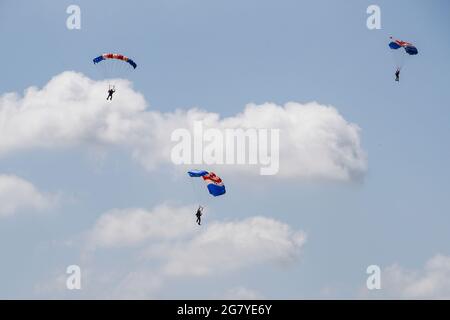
217, 102, 367, 180
0, 71, 367, 181
382, 254, 450, 299
161, 216, 306, 276
87, 205, 306, 277
0, 174, 56, 217
0, 72, 147, 153
88, 204, 195, 249
31, 204, 307, 299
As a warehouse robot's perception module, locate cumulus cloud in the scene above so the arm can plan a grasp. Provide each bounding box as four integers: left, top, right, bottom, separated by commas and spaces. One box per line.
88, 205, 195, 249
83, 204, 306, 296
0, 72, 147, 153
382, 254, 450, 299
0, 174, 56, 217
0, 71, 366, 181
161, 216, 306, 276
30, 203, 306, 299
216, 102, 367, 179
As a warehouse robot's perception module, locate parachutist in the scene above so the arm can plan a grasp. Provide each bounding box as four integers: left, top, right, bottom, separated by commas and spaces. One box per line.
187, 170, 225, 226
93, 53, 137, 100
389, 37, 418, 82
107, 85, 116, 101
196, 206, 203, 226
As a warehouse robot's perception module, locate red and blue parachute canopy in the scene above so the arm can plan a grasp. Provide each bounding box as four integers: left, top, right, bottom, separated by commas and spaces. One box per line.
389, 37, 418, 55
93, 53, 137, 69
188, 170, 226, 197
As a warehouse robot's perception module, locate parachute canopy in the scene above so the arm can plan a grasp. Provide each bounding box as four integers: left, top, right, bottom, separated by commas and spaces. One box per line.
388, 37, 418, 70
389, 37, 418, 55
188, 170, 226, 197
93, 53, 137, 69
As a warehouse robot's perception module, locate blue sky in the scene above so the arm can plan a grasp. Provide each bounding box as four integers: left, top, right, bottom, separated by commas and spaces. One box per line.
0, 0, 450, 299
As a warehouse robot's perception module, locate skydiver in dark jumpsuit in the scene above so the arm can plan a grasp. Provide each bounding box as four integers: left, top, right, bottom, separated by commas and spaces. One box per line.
107, 85, 116, 100
195, 206, 203, 226
395, 68, 400, 82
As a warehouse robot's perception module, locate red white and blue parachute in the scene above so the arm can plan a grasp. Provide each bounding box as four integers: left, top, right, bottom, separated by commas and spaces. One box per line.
188, 170, 226, 197
93, 53, 137, 69
389, 37, 418, 55
388, 37, 418, 70
92, 53, 137, 88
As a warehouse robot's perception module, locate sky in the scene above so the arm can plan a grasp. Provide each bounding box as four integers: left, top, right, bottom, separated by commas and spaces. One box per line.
0, 0, 450, 299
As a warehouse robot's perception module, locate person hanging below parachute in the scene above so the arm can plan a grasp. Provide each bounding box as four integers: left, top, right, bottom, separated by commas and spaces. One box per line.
188, 170, 226, 226
106, 85, 116, 101
93, 53, 137, 98
395, 68, 400, 82
388, 37, 418, 82
195, 205, 204, 225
